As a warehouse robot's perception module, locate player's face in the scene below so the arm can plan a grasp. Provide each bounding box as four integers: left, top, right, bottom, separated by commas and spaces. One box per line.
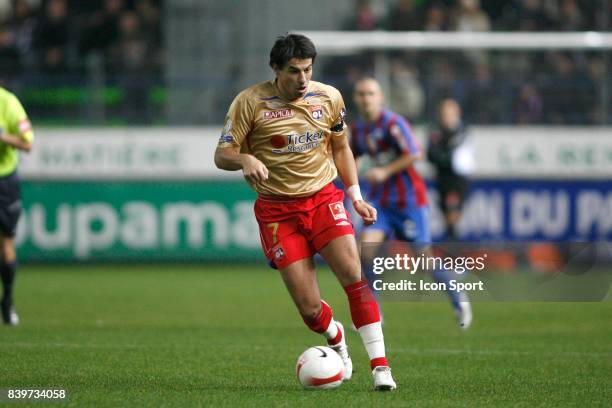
275, 58, 313, 101
440, 100, 461, 130
354, 79, 383, 120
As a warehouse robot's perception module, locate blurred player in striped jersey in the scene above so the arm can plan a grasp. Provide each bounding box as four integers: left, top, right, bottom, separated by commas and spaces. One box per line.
214, 34, 396, 390
0, 87, 34, 326
350, 78, 472, 329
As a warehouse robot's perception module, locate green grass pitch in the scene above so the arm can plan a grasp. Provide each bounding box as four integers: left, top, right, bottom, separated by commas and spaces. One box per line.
1, 264, 610, 407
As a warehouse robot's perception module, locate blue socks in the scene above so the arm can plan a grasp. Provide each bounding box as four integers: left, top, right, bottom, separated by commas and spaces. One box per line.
432, 267, 461, 310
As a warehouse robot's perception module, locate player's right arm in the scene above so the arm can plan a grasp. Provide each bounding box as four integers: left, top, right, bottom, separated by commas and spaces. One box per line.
0, 132, 32, 152
213, 90, 269, 182
214, 147, 269, 182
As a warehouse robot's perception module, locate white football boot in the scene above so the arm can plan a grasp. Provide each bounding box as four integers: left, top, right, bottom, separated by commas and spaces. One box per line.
2, 304, 19, 326
0, 298, 19, 326
8, 308, 19, 326
455, 292, 472, 330
372, 366, 397, 391
329, 321, 353, 380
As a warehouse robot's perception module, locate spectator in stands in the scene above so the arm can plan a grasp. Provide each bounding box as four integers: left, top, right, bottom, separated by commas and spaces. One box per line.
479, 0, 513, 26
0, 2, 11, 24
503, 0, 554, 31
135, 0, 162, 73
135, 0, 161, 48
595, 0, 612, 29
339, 0, 379, 109
462, 61, 502, 123
388, 58, 425, 121
387, 0, 423, 31
514, 83, 543, 124
345, 0, 379, 31
451, 0, 490, 72
585, 56, 605, 124
11, 0, 37, 71
35, 0, 70, 75
112, 11, 150, 74
79, 0, 125, 60
423, 4, 448, 31
544, 52, 589, 124
558, 0, 584, 31
0, 26, 21, 84
451, 0, 490, 32
111, 11, 153, 123
426, 57, 458, 120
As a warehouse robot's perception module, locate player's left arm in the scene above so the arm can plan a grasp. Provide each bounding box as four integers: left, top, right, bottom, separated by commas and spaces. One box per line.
331, 130, 358, 189
331, 133, 377, 225
329, 87, 376, 224
1, 95, 33, 152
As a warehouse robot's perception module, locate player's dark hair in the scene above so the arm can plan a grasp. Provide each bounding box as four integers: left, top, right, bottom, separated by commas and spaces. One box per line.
269, 34, 317, 69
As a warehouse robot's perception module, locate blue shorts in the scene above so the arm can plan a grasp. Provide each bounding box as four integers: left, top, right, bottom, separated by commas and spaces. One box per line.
362, 205, 431, 244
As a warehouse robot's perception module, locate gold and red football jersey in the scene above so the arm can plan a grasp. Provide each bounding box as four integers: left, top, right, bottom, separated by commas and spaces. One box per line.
217, 80, 347, 197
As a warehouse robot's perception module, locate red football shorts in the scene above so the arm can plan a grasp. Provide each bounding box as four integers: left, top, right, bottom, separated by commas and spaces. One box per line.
254, 183, 355, 269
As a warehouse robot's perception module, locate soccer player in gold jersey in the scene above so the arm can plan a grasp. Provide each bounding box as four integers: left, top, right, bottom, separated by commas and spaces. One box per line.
214, 34, 396, 390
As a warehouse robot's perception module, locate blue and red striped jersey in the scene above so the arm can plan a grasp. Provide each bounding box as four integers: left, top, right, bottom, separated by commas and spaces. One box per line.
349, 109, 428, 209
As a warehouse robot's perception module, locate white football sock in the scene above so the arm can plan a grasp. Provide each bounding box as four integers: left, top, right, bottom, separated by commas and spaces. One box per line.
323, 319, 339, 341
357, 321, 386, 359
320, 300, 339, 341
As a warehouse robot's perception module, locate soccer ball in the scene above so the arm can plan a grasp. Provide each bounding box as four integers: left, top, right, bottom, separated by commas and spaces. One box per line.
295, 346, 344, 390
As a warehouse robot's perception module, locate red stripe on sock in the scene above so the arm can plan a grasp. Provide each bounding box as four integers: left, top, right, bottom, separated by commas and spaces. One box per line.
370, 357, 389, 370
303, 300, 333, 334
327, 323, 343, 346
344, 280, 381, 329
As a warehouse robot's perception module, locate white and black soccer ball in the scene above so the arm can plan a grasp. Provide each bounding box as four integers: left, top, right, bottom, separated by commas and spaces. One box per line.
295, 346, 344, 390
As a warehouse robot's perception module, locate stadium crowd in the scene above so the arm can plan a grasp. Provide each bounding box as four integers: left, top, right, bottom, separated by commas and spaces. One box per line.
0, 0, 162, 80
347, 0, 606, 32
0, 0, 608, 125
0, 0, 162, 123
332, 0, 609, 125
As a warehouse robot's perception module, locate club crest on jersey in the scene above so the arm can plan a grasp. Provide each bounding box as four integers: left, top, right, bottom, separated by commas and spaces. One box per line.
329, 201, 347, 221
263, 108, 293, 121
310, 105, 323, 120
